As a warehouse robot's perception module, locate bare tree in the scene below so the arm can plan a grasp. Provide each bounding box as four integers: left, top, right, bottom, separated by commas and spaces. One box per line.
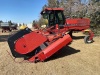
48, 0, 57, 7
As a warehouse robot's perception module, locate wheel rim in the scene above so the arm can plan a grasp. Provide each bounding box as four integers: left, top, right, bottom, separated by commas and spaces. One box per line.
87, 40, 92, 43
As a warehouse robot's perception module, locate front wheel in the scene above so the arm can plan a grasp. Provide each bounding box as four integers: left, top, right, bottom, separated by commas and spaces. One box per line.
84, 35, 93, 44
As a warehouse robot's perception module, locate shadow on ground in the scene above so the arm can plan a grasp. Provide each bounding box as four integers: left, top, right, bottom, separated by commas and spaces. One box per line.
46, 46, 80, 62
72, 36, 85, 40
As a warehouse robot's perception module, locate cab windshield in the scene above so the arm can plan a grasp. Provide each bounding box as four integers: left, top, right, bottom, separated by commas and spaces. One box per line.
42, 13, 48, 19
41, 10, 65, 26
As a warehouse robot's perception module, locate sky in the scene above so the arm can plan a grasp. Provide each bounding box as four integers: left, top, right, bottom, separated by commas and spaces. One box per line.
0, 0, 47, 24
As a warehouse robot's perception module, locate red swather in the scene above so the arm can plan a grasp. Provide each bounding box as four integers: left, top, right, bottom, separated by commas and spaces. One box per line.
7, 8, 94, 63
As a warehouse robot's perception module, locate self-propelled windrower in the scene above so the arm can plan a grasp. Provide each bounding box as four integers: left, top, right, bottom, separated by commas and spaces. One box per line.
8, 8, 94, 63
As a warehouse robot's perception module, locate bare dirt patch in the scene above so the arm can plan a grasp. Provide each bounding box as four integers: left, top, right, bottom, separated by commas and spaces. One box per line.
0, 31, 100, 75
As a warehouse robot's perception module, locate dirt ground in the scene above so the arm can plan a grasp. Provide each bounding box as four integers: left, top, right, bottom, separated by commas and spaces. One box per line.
0, 30, 100, 75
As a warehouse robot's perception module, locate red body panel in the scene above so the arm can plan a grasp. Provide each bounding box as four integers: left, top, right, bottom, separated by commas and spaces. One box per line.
45, 8, 64, 11
15, 32, 47, 54
43, 34, 72, 58
29, 34, 72, 62
65, 18, 90, 30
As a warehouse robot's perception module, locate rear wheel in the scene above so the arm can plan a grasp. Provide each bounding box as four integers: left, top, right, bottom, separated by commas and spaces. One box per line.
84, 35, 93, 43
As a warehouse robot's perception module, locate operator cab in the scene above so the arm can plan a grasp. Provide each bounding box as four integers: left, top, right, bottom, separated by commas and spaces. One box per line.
41, 8, 65, 27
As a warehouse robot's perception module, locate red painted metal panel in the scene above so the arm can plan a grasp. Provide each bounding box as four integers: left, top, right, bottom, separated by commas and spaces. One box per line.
42, 34, 72, 59
29, 51, 46, 62
29, 34, 72, 62
66, 18, 90, 24
45, 8, 64, 11
65, 18, 90, 30
15, 32, 47, 54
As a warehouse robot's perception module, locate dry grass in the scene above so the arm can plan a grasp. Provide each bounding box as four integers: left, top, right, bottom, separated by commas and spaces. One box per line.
0, 31, 100, 75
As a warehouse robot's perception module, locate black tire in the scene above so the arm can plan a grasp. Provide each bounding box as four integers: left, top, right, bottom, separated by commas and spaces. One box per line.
84, 35, 93, 44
